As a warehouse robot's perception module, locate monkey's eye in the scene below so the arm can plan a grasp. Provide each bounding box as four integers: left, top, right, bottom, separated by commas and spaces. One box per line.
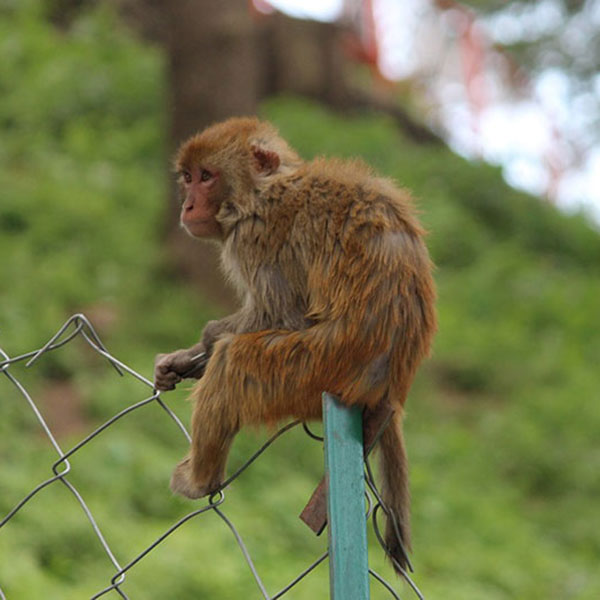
200, 169, 212, 182
181, 170, 192, 184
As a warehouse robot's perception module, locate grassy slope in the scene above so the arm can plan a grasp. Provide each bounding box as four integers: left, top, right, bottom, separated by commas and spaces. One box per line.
1, 3, 599, 599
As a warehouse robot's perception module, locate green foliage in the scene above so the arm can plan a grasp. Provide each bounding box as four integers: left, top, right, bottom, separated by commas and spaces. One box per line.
0, 0, 171, 357
1, 3, 600, 599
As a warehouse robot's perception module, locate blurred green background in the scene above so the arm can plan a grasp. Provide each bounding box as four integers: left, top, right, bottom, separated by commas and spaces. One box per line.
1, 2, 599, 599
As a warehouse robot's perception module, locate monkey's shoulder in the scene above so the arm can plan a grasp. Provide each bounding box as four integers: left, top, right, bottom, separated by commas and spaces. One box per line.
304, 156, 375, 182
285, 158, 421, 233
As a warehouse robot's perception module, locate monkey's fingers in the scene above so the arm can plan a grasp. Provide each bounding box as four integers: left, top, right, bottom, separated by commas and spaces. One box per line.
154, 370, 182, 391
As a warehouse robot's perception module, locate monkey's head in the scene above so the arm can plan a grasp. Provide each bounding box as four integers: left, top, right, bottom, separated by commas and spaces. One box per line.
174, 117, 302, 239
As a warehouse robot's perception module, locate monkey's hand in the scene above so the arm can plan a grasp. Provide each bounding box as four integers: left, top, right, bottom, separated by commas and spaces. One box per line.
154, 343, 207, 392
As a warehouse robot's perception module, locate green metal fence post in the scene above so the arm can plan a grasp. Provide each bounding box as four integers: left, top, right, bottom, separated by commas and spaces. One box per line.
323, 392, 370, 600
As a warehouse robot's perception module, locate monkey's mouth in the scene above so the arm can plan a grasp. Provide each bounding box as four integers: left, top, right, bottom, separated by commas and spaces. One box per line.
181, 217, 212, 227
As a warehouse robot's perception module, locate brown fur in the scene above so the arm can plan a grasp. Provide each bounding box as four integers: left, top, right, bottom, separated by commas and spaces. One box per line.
163, 117, 437, 575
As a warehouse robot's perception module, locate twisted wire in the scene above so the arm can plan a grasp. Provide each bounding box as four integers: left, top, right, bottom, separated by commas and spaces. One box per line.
0, 315, 423, 599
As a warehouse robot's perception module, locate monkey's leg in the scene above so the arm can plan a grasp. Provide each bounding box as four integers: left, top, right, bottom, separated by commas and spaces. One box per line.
170, 327, 380, 500
170, 332, 314, 499
170, 383, 238, 499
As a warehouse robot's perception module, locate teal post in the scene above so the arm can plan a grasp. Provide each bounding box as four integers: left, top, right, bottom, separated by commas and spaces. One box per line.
323, 392, 370, 600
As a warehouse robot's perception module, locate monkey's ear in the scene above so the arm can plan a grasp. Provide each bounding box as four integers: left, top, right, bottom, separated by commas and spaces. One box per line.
251, 145, 280, 176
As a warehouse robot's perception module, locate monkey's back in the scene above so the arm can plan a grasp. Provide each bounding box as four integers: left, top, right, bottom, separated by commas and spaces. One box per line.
264, 157, 437, 406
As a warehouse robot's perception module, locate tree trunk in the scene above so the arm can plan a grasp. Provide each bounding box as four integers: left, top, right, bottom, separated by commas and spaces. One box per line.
159, 0, 262, 309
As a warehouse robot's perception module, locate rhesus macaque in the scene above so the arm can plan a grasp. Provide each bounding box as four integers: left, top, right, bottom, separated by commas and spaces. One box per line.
154, 117, 436, 574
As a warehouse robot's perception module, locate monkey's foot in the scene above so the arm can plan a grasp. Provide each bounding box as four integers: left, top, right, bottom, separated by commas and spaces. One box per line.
170, 457, 219, 499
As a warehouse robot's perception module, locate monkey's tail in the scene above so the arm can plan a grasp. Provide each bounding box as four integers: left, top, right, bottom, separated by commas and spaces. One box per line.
378, 409, 412, 576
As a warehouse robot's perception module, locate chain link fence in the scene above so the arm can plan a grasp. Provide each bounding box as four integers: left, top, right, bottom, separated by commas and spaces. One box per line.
0, 314, 424, 599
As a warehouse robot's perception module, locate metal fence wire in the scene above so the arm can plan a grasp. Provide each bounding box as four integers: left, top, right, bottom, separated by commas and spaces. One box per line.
0, 314, 424, 599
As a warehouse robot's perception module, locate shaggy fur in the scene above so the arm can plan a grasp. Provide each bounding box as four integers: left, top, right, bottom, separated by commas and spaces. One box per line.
169, 118, 437, 574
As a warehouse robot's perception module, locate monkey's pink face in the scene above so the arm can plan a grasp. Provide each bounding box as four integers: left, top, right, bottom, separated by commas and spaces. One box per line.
177, 165, 223, 238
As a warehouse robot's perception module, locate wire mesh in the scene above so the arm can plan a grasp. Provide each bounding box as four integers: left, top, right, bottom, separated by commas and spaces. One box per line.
0, 314, 424, 599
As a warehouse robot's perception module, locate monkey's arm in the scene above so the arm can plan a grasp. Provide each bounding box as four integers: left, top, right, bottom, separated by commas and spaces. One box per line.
154, 295, 266, 391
